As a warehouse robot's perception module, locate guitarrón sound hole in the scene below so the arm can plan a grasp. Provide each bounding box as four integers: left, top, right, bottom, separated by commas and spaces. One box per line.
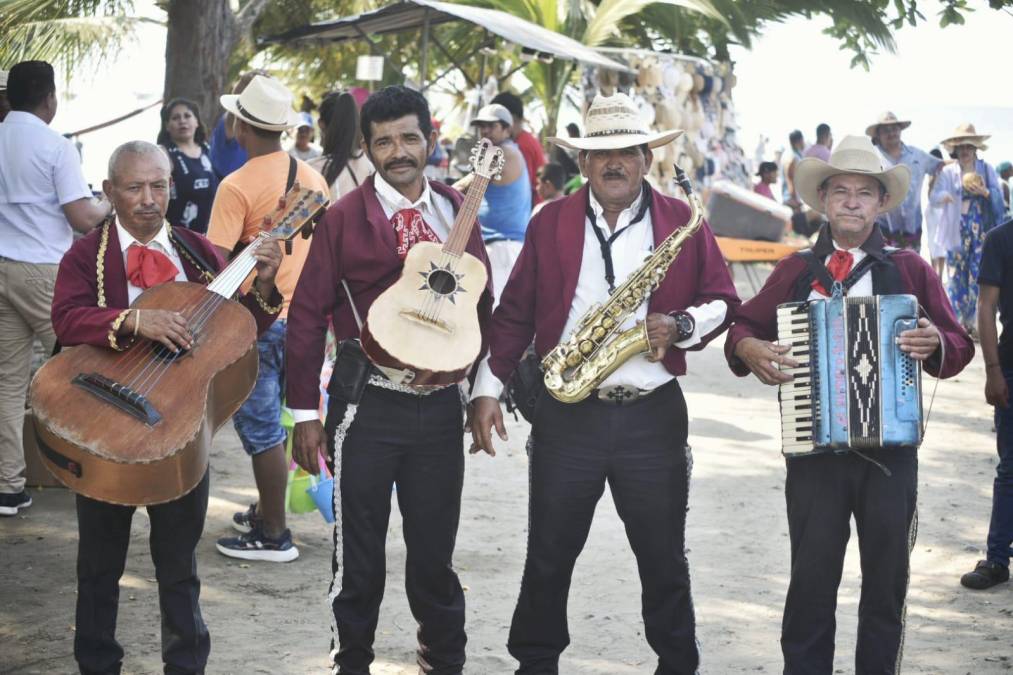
428, 269, 458, 295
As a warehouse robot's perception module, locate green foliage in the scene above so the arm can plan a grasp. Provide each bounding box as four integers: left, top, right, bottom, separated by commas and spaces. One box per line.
0, 0, 159, 73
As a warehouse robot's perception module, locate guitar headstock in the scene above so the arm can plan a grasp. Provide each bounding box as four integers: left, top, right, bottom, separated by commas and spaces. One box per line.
259, 182, 329, 244
470, 139, 506, 181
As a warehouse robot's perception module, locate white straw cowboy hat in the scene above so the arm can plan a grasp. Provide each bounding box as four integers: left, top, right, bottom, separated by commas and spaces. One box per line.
0, 70, 7, 91
547, 93, 683, 151
865, 111, 911, 138
941, 122, 990, 151
220, 75, 302, 132
795, 135, 911, 214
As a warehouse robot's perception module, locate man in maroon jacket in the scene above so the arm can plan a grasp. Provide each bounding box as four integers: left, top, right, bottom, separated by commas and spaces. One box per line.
286, 86, 493, 675
725, 135, 974, 673
51, 141, 283, 674
471, 93, 740, 675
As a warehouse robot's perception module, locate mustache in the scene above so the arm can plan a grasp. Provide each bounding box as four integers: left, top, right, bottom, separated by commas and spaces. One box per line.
384, 158, 417, 170
602, 170, 627, 179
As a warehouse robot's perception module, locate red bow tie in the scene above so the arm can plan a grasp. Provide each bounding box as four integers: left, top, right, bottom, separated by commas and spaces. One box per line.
126, 245, 179, 289
391, 208, 440, 260
811, 249, 854, 296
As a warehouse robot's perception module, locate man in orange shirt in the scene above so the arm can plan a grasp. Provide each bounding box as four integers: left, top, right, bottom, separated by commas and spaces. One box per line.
205, 75, 330, 562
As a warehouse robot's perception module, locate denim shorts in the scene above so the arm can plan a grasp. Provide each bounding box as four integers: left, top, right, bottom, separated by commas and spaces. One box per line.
233, 320, 287, 456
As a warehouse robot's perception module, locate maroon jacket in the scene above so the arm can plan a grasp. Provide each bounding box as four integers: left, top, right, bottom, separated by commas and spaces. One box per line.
724, 225, 974, 379
487, 183, 741, 384
285, 175, 494, 411
52, 223, 281, 348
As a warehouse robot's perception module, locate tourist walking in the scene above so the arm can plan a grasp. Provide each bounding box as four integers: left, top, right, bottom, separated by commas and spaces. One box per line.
931, 123, 1006, 332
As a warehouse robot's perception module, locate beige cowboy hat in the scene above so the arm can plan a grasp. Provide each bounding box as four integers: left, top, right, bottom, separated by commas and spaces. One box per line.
547, 93, 682, 152
795, 135, 911, 214
220, 74, 302, 132
865, 111, 911, 138
941, 122, 990, 151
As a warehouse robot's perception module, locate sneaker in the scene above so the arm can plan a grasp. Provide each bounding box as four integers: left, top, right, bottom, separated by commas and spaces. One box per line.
216, 526, 299, 562
232, 502, 259, 534
960, 560, 1010, 590
0, 491, 32, 517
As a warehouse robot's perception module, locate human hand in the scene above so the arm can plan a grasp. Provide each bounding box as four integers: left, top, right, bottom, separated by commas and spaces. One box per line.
292, 420, 326, 474
645, 313, 678, 362
133, 309, 193, 352
985, 367, 1009, 409
897, 318, 940, 361
469, 396, 505, 457
252, 238, 283, 286
733, 337, 798, 385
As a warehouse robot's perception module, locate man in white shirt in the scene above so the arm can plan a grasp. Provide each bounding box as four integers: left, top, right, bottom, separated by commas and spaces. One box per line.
0, 60, 111, 516
470, 93, 740, 675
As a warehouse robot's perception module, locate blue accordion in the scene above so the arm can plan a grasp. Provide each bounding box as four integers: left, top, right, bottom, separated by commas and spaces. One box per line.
776, 294, 923, 457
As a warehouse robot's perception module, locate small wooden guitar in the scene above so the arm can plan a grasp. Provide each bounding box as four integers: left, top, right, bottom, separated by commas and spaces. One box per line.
361, 139, 505, 385
30, 186, 327, 506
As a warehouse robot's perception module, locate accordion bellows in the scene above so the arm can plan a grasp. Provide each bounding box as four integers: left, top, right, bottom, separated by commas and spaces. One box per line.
777, 294, 923, 457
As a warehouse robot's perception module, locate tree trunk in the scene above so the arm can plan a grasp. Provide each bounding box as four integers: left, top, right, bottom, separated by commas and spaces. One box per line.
163, 0, 239, 133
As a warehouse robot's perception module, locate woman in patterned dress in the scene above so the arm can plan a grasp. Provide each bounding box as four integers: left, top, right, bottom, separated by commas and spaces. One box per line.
157, 98, 219, 235
930, 123, 1006, 332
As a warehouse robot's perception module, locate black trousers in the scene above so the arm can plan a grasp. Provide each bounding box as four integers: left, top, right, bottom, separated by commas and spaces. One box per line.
325, 384, 466, 675
507, 379, 698, 675
74, 471, 211, 675
781, 449, 918, 675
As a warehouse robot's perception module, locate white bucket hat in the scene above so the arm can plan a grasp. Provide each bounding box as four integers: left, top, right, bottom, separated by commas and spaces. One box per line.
547, 93, 682, 151
795, 135, 911, 214
220, 75, 302, 132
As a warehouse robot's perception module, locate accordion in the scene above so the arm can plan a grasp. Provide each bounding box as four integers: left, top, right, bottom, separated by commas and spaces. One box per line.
776, 294, 923, 457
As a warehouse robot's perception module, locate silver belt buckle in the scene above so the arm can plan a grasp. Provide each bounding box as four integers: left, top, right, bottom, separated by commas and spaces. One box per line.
596, 385, 643, 404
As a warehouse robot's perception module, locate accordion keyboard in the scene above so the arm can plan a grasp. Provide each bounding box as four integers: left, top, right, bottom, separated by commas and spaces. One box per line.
777, 303, 818, 455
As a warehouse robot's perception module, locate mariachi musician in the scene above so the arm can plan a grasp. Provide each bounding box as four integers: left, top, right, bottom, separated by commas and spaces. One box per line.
286, 86, 493, 675
51, 141, 282, 674
471, 93, 740, 675
724, 135, 973, 672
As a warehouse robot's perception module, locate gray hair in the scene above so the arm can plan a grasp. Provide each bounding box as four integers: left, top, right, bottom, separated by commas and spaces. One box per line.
107, 140, 170, 182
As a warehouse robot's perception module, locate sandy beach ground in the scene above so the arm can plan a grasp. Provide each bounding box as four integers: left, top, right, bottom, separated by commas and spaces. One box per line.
2, 272, 1011, 674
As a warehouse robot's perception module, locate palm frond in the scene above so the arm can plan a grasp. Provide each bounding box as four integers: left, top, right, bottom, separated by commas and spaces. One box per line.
583, 0, 723, 47
0, 15, 157, 70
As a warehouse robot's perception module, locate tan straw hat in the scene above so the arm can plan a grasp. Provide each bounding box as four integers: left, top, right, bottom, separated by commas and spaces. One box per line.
547, 93, 682, 152
941, 122, 990, 151
0, 70, 7, 92
219, 75, 302, 132
795, 135, 911, 215
865, 111, 911, 138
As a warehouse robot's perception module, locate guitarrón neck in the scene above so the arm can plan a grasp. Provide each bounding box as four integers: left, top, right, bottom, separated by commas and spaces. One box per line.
207, 237, 263, 299
443, 174, 490, 256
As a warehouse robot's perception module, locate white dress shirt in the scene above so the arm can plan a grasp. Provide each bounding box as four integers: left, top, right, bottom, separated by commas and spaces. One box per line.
116, 220, 187, 304
806, 243, 871, 301
290, 174, 456, 424
471, 189, 728, 401
0, 111, 93, 263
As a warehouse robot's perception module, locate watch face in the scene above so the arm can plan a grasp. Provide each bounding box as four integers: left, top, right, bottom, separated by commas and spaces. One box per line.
675, 312, 694, 337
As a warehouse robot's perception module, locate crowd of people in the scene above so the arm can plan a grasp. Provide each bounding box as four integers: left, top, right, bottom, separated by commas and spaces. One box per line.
0, 57, 1010, 675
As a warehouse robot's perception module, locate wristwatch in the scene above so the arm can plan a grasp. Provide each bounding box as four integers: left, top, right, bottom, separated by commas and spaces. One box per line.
670, 311, 696, 343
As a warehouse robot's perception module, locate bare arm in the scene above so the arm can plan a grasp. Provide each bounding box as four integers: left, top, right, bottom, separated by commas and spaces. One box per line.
61, 197, 111, 234
494, 145, 523, 185
978, 284, 1009, 408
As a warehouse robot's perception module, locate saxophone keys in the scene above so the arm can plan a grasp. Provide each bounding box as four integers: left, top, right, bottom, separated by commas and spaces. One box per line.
578, 340, 595, 356
566, 352, 583, 368
591, 326, 607, 340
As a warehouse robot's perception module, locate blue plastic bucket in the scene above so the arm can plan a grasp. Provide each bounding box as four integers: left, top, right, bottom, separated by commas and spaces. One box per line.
307, 476, 335, 523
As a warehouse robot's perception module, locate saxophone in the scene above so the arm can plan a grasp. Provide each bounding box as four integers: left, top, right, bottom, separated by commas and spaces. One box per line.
542, 166, 705, 403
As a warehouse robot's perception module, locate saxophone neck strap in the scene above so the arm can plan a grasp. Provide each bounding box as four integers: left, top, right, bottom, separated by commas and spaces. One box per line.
585, 182, 653, 294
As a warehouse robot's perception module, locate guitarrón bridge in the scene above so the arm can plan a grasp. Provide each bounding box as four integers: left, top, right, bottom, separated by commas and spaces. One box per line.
72, 373, 162, 426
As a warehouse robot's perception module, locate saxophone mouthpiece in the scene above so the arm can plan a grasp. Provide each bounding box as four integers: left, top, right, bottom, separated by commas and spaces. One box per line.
673, 164, 692, 196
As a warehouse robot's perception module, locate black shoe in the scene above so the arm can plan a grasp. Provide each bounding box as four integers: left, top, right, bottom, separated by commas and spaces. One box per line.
960, 560, 1010, 590
0, 491, 32, 517
216, 525, 299, 562
231, 502, 258, 533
